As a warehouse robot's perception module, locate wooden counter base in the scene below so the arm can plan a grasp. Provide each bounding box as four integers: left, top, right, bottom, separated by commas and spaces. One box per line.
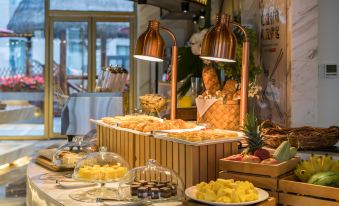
97, 124, 240, 188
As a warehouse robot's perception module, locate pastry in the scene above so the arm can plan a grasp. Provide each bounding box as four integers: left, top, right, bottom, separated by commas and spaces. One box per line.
139, 94, 167, 113
137, 187, 148, 198
202, 65, 220, 95
160, 187, 172, 198
150, 188, 160, 199
168, 130, 239, 142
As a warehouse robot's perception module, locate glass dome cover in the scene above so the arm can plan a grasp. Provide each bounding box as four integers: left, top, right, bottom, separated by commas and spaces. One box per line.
73, 147, 130, 183
119, 159, 185, 203
53, 136, 98, 168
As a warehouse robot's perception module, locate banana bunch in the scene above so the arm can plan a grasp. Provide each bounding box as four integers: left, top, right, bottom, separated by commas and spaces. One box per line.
295, 154, 339, 182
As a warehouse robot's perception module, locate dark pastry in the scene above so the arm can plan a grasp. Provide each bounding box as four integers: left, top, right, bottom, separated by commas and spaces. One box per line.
147, 182, 156, 187
160, 187, 171, 198
150, 188, 160, 199
168, 184, 177, 196
137, 187, 148, 198
160, 180, 169, 185
155, 183, 165, 188
131, 185, 139, 196
138, 180, 148, 186
145, 184, 155, 195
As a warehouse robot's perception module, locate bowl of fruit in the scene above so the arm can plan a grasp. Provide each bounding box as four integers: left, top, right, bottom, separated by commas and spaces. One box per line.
185, 178, 269, 205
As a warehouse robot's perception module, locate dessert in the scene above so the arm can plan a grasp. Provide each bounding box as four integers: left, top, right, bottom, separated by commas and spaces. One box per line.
139, 94, 167, 113
160, 187, 172, 198
137, 187, 148, 198
150, 188, 160, 199
168, 130, 239, 142
102, 115, 161, 125
129, 180, 178, 199
77, 164, 128, 181
57, 151, 84, 166
119, 119, 195, 132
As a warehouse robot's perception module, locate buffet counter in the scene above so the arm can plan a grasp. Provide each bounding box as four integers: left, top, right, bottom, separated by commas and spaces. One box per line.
26, 162, 183, 206
93, 119, 243, 188
27, 163, 276, 206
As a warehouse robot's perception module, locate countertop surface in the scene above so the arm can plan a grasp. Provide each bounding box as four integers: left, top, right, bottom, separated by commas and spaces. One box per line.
27, 162, 275, 206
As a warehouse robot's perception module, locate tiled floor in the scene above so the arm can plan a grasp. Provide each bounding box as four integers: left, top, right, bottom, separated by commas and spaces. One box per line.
0, 139, 65, 206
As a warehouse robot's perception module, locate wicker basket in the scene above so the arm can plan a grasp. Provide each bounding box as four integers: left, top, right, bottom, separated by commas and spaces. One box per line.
261, 121, 339, 150
197, 100, 240, 130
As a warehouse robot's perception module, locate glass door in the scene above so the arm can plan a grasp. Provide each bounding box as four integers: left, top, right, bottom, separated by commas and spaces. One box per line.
50, 19, 89, 135
48, 17, 134, 137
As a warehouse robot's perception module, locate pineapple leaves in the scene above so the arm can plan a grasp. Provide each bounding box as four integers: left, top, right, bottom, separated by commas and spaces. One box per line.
243, 108, 264, 153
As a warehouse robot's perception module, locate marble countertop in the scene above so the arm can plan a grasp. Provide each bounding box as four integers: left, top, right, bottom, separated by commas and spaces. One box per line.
27, 163, 276, 206
26, 163, 183, 206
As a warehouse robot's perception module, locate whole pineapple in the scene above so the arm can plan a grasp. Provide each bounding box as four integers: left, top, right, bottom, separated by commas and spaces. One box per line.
242, 109, 270, 160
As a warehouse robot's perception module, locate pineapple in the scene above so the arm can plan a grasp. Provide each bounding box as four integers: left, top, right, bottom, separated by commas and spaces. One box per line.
242, 109, 270, 160
243, 109, 264, 153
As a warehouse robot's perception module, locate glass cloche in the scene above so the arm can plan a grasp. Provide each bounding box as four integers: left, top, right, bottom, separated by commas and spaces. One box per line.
53, 136, 98, 168
118, 159, 185, 203
73, 147, 130, 183
70, 147, 131, 203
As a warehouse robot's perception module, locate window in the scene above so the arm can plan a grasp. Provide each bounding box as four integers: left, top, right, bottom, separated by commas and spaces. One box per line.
50, 0, 134, 12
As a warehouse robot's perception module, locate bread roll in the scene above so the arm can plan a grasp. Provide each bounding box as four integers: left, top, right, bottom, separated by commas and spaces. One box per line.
202, 65, 220, 94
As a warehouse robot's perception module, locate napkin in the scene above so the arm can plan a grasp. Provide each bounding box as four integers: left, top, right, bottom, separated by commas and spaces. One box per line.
196, 97, 218, 117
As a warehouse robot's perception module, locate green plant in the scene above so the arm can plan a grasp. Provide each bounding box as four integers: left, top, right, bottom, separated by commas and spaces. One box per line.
177, 47, 204, 97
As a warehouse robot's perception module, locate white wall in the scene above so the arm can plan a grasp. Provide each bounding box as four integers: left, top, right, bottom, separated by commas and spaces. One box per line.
318, 0, 339, 127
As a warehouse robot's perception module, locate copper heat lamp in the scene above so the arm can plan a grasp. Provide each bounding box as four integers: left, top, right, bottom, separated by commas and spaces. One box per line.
200, 13, 250, 127
134, 20, 178, 120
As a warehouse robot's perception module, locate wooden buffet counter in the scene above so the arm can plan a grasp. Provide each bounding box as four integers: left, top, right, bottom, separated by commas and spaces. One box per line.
93, 120, 243, 188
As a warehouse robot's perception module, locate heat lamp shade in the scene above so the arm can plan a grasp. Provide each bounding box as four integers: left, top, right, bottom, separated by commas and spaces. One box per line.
134, 20, 165, 62
200, 14, 237, 62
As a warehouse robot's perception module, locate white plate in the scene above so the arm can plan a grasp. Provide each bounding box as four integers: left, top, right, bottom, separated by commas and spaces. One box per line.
185, 186, 269, 206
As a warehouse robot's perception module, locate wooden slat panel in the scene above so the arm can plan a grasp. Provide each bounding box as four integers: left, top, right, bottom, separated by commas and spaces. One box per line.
120, 131, 124, 160
223, 142, 232, 158
135, 134, 140, 167
149, 136, 156, 180
179, 144, 186, 187
103, 126, 108, 148
166, 141, 173, 170
207, 144, 216, 181
185, 145, 194, 188
172, 142, 180, 175
113, 128, 117, 153
219, 172, 278, 191
108, 128, 112, 152
144, 135, 150, 161
161, 140, 167, 168
97, 125, 101, 146
155, 138, 161, 165
116, 130, 121, 155
280, 175, 339, 201
128, 132, 134, 168
215, 143, 224, 177
124, 131, 129, 162
231, 141, 238, 155
279, 193, 339, 206
199, 145, 208, 183
140, 135, 145, 166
